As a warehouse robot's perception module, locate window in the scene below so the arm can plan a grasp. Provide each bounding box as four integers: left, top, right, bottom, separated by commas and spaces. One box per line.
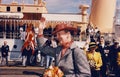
17, 7, 21, 12
7, 6, 10, 11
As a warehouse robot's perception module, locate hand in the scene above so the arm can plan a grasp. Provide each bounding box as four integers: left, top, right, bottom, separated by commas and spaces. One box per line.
104, 50, 109, 54
89, 60, 96, 68
3, 53, 6, 55
38, 22, 46, 35
39, 22, 46, 30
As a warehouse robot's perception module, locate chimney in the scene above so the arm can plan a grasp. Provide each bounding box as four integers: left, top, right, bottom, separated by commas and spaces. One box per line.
38, 0, 42, 5
34, 0, 37, 5
79, 4, 89, 23
79, 4, 89, 32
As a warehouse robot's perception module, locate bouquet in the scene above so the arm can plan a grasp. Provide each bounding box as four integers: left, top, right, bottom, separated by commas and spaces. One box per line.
43, 66, 64, 77
88, 60, 96, 70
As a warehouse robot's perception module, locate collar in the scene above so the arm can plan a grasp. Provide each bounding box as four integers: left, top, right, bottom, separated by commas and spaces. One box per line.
69, 41, 78, 49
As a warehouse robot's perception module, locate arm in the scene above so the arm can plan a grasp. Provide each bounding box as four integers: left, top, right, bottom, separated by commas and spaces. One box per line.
74, 48, 91, 77
95, 52, 102, 69
117, 52, 120, 66
7, 45, 10, 52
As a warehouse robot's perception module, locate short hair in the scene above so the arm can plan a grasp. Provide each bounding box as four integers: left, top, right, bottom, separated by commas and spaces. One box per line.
100, 36, 104, 39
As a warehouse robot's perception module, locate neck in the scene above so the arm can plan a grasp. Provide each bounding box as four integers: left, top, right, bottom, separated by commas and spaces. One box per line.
90, 50, 95, 53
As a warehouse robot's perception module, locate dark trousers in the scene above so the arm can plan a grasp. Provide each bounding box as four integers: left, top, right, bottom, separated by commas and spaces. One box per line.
101, 65, 107, 77
91, 69, 101, 77
1, 56, 8, 66
26, 55, 31, 66
116, 67, 120, 77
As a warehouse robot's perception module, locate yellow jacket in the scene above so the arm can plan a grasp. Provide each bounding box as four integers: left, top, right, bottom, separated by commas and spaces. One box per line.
117, 52, 120, 66
86, 51, 102, 70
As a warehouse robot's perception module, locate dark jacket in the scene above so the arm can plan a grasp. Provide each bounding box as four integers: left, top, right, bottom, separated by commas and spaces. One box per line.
1, 45, 9, 57
96, 44, 111, 65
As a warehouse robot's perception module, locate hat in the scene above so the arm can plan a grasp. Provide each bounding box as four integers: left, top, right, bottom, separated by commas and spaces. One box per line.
52, 23, 77, 35
89, 42, 96, 48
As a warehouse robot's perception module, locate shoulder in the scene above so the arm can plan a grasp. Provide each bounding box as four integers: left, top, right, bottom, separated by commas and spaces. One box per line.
72, 47, 86, 59
70, 42, 85, 55
1, 45, 4, 47
95, 52, 101, 56
96, 51, 101, 54
74, 47, 84, 54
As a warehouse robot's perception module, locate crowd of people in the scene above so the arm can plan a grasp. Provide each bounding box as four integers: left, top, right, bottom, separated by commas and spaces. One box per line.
0, 17, 120, 77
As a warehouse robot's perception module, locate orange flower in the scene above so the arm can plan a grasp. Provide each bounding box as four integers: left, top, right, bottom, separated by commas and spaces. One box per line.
43, 66, 64, 77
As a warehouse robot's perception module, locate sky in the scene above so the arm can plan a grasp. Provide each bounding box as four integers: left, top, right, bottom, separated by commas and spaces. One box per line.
1, 0, 120, 13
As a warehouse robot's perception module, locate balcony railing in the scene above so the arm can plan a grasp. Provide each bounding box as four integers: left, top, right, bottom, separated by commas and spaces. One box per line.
0, 32, 20, 39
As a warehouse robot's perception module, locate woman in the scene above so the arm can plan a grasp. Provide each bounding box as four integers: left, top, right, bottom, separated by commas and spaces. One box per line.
22, 41, 33, 66
21, 23, 35, 54
86, 42, 102, 77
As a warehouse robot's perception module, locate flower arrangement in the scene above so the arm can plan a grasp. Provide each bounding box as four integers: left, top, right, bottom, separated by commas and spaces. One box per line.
43, 66, 64, 77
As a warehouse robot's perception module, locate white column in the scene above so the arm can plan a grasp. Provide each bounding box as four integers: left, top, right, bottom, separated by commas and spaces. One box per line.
90, 0, 116, 33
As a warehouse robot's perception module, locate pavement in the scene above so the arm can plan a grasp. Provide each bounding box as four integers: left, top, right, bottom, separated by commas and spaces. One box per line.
0, 75, 41, 77
0, 66, 45, 77
0, 61, 45, 77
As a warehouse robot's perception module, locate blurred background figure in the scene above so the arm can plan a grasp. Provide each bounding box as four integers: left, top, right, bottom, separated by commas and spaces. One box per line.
109, 41, 120, 76
19, 27, 26, 41
36, 17, 47, 67
1, 41, 10, 66
21, 23, 35, 55
96, 36, 109, 77
116, 47, 120, 77
86, 42, 102, 77
22, 41, 34, 66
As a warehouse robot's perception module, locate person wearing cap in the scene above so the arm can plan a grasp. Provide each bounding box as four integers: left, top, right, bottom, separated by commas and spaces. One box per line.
86, 42, 102, 77
51, 23, 91, 77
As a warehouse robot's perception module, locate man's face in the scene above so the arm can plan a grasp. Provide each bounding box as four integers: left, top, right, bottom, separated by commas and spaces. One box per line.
56, 30, 70, 45
100, 38, 104, 44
